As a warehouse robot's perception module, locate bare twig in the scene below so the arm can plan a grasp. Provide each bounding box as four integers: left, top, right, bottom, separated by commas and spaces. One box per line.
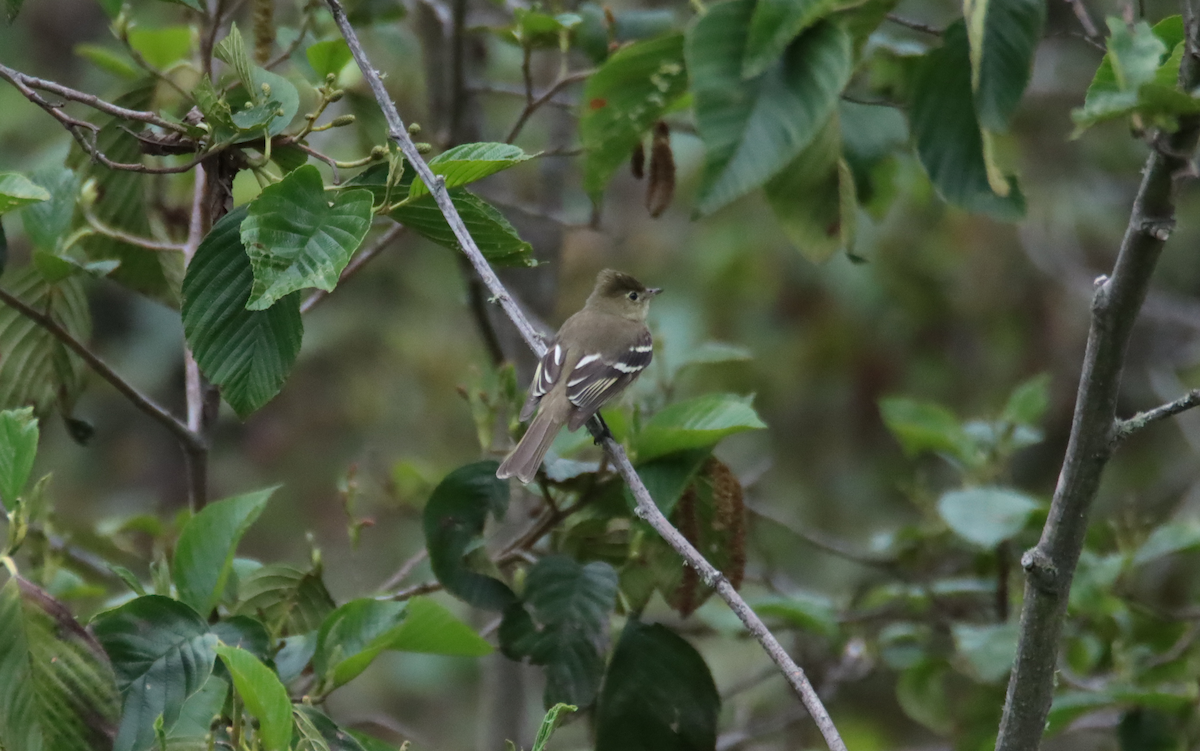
1067, 0, 1103, 40
995, 6, 1200, 751
747, 502, 900, 570
379, 548, 428, 592
183, 167, 213, 511
885, 14, 943, 36
504, 69, 594, 144
301, 223, 407, 313
82, 206, 186, 252
389, 580, 442, 600
326, 4, 847, 748
469, 83, 576, 109
1111, 389, 1200, 445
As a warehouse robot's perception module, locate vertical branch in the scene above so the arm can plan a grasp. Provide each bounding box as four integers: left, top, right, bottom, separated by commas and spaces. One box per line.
994, 6, 1200, 751
183, 166, 214, 510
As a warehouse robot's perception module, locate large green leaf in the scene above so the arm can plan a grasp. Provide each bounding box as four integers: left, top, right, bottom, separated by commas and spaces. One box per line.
580, 34, 689, 198
909, 21, 1024, 219
627, 448, 710, 516
306, 39, 354, 80
167, 675, 228, 744
21, 168, 79, 251
234, 563, 336, 636
0, 576, 121, 751
314, 598, 408, 687
423, 461, 517, 611
173, 487, 276, 616
964, 0, 1045, 131
742, 0, 847, 79
636, 394, 767, 461
182, 207, 304, 417
91, 596, 218, 751
937, 486, 1038, 548
0, 407, 37, 509
240, 165, 373, 310
390, 190, 534, 267
0, 173, 49, 215
409, 143, 535, 199
387, 596, 493, 656
500, 556, 618, 707
595, 620, 719, 751
215, 645, 293, 751
688, 2, 851, 216
0, 266, 91, 416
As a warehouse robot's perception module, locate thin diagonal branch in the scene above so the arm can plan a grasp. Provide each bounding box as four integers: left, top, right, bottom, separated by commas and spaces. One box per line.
1111, 389, 1200, 445
885, 14, 942, 36
324, 3, 847, 749
1066, 0, 1102, 40
505, 69, 594, 144
0, 288, 204, 454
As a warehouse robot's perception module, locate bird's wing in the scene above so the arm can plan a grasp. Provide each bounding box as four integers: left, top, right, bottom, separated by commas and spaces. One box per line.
519, 340, 566, 421
565, 328, 653, 431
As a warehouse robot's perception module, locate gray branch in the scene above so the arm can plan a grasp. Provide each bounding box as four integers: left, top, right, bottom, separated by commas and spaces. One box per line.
994, 6, 1200, 751
1111, 389, 1200, 446
322, 2, 848, 749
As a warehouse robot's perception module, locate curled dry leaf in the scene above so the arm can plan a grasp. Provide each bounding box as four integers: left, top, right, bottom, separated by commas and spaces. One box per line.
645, 120, 675, 218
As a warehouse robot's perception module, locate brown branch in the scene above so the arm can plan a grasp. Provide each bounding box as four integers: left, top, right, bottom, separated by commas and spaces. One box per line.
885, 14, 943, 36
300, 223, 407, 313
504, 69, 594, 144
994, 6, 1200, 751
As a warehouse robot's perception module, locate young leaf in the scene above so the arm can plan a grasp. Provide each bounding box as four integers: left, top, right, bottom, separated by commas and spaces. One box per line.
182, 207, 304, 417
228, 68, 301, 140
879, 396, 965, 458
390, 190, 534, 267
1002, 373, 1050, 426
234, 563, 336, 635
0, 173, 50, 215
532, 703, 578, 751
409, 143, 535, 199
313, 598, 407, 687
240, 165, 373, 310
215, 24, 255, 92
306, 39, 354, 80
91, 595, 218, 751
423, 461, 517, 611
0, 407, 37, 508
910, 21, 1025, 219
688, 2, 852, 216
0, 576, 121, 751
595, 620, 719, 751
964, 0, 1045, 132
173, 487, 277, 616
500, 556, 618, 707
937, 486, 1038, 548
581, 34, 689, 199
742, 0, 848, 79
294, 705, 370, 751
387, 596, 493, 656
214, 645, 293, 751
635, 393, 767, 461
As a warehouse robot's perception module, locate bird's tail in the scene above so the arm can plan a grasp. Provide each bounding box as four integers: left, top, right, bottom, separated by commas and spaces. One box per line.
496, 402, 567, 483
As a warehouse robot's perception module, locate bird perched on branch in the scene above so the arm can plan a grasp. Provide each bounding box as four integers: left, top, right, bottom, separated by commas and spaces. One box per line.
497, 269, 661, 483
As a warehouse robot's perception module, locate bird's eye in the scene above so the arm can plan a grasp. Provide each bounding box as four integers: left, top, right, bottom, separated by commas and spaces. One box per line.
628, 291, 639, 301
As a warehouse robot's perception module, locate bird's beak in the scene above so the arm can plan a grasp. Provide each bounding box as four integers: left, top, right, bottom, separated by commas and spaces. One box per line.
647, 287, 663, 297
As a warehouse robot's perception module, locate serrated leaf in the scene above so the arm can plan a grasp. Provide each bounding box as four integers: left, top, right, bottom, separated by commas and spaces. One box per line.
688, 4, 852, 216
580, 34, 688, 198
389, 189, 533, 266
182, 207, 304, 417
635, 394, 767, 461
313, 598, 407, 687
240, 165, 373, 309
0, 407, 37, 509
173, 487, 277, 616
234, 564, 336, 636
500, 557, 617, 707
306, 39, 354, 80
409, 143, 534, 199
215, 645, 293, 751
742, 0, 847, 79
0, 576, 121, 751
910, 21, 1024, 219
388, 596, 493, 656
0, 173, 50, 215
0, 267, 91, 416
964, 0, 1045, 131
423, 461, 516, 611
22, 168, 78, 252
91, 596, 218, 751
937, 486, 1038, 548
595, 620, 719, 751
215, 24, 255, 91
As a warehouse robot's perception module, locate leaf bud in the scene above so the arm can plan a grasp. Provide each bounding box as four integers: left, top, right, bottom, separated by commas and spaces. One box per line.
330, 115, 355, 127
327, 88, 345, 103
407, 122, 421, 135
415, 142, 432, 154
79, 178, 99, 209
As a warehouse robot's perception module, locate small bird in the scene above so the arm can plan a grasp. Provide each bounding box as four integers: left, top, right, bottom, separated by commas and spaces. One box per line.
496, 269, 661, 482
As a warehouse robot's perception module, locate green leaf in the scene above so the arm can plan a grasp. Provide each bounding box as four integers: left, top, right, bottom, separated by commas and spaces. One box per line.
964, 0, 1046, 131
234, 564, 336, 636
951, 621, 1017, 683
387, 596, 493, 656
91, 595, 218, 751
896, 659, 951, 734
0, 267, 91, 416
214, 645, 293, 751
271, 144, 310, 174
173, 487, 277, 616
168, 675, 228, 743
215, 24, 255, 92
21, 168, 79, 252
0, 407, 37, 508
879, 396, 964, 458
1133, 520, 1200, 566
409, 143, 535, 199
211, 616, 271, 662
389, 190, 534, 267
910, 21, 1024, 219
313, 598, 407, 687
228, 68, 300, 140
595, 620, 719, 751
127, 26, 192, 69
627, 448, 710, 516
937, 486, 1038, 548
500, 556, 618, 707
580, 34, 688, 198
742, 0, 847, 79
0, 173, 50, 215
240, 165, 373, 310
306, 39, 354, 80
293, 705, 369, 751
423, 461, 517, 610
182, 206, 304, 417
1003, 373, 1050, 426
636, 394, 767, 461
532, 703, 578, 751
75, 44, 142, 79
1118, 708, 1179, 751
0, 576, 121, 751
1108, 18, 1167, 91
688, 3, 852, 216
752, 593, 838, 639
